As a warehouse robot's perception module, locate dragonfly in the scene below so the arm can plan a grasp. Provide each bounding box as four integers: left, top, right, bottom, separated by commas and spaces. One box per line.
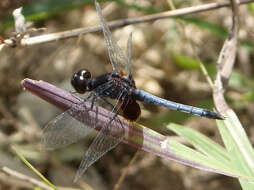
43, 0, 224, 182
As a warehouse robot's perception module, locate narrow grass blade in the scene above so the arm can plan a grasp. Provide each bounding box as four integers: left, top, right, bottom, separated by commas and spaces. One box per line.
217, 110, 254, 177
11, 146, 57, 190
167, 123, 230, 166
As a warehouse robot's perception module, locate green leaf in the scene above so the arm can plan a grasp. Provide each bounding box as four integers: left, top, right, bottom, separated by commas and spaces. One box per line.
217, 111, 254, 177
166, 120, 254, 185
172, 53, 201, 70
166, 137, 242, 178
216, 110, 254, 189
167, 123, 230, 166
172, 53, 217, 76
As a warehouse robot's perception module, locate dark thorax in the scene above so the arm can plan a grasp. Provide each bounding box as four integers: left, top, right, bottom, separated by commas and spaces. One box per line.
90, 72, 136, 100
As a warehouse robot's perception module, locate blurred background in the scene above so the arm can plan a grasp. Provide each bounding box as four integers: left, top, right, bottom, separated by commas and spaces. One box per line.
0, 0, 254, 189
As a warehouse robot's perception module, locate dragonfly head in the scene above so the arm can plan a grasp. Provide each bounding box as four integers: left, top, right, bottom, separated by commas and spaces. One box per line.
71, 69, 92, 94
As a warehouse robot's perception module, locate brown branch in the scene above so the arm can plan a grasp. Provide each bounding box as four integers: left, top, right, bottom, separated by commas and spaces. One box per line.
15, 0, 253, 46
213, 0, 239, 113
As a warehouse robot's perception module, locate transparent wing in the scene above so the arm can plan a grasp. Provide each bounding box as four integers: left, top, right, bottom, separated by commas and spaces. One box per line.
42, 103, 95, 150
95, 0, 132, 77
74, 85, 127, 182
126, 32, 133, 79
74, 121, 124, 182
43, 79, 119, 150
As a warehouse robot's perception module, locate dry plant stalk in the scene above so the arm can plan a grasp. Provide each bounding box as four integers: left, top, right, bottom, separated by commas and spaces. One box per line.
1, 0, 253, 49
213, 0, 239, 112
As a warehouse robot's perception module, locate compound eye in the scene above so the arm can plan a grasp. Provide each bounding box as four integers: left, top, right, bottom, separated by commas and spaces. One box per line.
79, 69, 91, 79
71, 69, 91, 94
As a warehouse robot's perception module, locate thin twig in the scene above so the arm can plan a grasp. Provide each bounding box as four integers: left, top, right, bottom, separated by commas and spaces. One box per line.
1, 167, 81, 190
1, 167, 54, 190
16, 0, 253, 46
113, 150, 140, 190
166, 0, 214, 88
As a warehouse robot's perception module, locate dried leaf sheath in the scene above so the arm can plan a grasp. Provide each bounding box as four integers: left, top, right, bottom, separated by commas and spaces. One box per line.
21, 78, 167, 149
